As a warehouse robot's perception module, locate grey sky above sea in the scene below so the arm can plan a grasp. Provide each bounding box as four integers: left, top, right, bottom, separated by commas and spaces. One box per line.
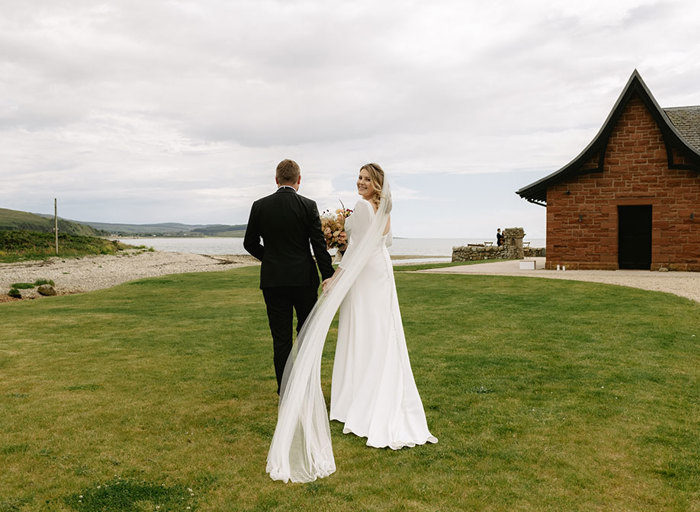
2, 1, 700, 238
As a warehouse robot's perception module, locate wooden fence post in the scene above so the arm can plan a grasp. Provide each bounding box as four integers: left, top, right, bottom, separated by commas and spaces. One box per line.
54, 198, 58, 256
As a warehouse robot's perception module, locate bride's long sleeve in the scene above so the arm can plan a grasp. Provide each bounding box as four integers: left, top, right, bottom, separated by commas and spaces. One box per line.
339, 199, 373, 270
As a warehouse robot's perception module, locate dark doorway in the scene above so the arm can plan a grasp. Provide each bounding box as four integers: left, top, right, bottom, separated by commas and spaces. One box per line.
618, 205, 652, 269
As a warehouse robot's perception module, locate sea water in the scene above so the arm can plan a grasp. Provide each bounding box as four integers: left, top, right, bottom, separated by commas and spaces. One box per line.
120, 237, 545, 265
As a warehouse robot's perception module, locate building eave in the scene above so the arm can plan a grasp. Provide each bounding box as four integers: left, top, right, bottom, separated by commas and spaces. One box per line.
517, 70, 700, 205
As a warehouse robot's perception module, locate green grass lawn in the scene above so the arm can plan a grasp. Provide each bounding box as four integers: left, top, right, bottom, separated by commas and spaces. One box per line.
393, 259, 505, 272
1, 266, 698, 511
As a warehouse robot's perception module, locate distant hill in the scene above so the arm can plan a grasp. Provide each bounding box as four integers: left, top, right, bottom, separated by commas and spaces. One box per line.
78, 220, 247, 237
0, 208, 105, 236
190, 224, 247, 237
74, 220, 203, 236
1, 208, 247, 237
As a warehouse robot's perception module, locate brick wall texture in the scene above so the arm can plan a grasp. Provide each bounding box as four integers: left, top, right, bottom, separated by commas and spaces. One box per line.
546, 94, 700, 271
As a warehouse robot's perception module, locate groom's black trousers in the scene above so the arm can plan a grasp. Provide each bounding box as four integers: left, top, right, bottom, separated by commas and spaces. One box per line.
262, 285, 318, 394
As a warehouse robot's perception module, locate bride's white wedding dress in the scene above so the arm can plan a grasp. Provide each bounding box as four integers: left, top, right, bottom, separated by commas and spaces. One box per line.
266, 183, 436, 483
330, 198, 437, 449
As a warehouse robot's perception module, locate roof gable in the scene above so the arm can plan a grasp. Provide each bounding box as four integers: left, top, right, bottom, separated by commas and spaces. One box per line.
517, 71, 700, 205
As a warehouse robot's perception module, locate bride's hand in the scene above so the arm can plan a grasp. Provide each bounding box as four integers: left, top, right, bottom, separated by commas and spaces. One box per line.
322, 277, 333, 293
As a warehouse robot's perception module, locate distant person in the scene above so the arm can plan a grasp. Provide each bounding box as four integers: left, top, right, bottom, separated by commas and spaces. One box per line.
496, 228, 504, 247
243, 159, 334, 395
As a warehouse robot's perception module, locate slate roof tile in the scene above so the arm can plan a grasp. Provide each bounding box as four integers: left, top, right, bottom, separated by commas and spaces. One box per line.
664, 106, 700, 152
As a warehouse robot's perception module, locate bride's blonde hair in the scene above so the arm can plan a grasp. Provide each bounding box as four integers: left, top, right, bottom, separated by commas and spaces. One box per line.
360, 163, 384, 208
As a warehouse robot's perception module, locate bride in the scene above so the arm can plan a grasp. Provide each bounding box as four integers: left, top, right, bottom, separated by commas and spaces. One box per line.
266, 163, 437, 483
330, 163, 437, 449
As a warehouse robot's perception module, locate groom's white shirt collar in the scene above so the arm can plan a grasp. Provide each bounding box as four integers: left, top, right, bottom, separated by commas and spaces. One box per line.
277, 185, 296, 192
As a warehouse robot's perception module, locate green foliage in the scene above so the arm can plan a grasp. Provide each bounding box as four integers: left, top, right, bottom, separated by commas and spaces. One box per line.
7, 288, 21, 298
9, 282, 34, 289
0, 267, 698, 510
0, 230, 122, 262
33, 279, 55, 286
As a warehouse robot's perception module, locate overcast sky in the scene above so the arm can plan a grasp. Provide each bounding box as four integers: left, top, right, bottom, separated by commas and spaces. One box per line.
2, 0, 700, 238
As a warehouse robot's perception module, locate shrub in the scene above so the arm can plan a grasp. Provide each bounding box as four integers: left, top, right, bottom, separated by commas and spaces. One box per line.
34, 279, 56, 286
8, 288, 21, 298
10, 282, 35, 289
0, 230, 123, 263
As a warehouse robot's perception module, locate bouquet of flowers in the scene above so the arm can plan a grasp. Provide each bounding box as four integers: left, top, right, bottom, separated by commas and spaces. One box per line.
321, 202, 352, 255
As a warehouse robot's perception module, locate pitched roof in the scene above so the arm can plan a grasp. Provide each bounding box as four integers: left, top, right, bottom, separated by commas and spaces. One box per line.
664, 106, 700, 152
517, 71, 700, 206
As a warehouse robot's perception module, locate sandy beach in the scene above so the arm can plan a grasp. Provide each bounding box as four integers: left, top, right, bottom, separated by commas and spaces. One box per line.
0, 249, 258, 302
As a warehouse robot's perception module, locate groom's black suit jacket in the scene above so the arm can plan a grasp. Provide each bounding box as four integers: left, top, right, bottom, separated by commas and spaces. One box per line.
244, 187, 334, 289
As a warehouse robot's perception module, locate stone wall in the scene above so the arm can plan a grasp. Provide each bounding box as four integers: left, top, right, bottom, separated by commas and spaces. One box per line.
452, 227, 545, 262
452, 244, 505, 262
524, 246, 546, 258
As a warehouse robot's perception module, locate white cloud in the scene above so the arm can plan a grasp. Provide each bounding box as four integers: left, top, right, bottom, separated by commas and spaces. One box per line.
1, 0, 699, 236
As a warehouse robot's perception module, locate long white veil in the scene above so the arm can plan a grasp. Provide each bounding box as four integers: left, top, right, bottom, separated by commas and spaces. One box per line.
266, 182, 393, 483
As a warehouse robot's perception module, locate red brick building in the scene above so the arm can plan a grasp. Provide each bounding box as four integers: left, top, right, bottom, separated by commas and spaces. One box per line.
517, 71, 700, 271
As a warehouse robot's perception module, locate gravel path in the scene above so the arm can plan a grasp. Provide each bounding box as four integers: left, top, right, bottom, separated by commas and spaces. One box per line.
418, 258, 700, 303
0, 250, 258, 301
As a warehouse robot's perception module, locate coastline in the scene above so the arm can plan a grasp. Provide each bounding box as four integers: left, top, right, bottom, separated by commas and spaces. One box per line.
0, 249, 258, 302
4, 249, 695, 304
0, 248, 447, 303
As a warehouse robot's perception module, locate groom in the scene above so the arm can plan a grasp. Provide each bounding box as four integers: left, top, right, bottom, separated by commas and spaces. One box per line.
244, 159, 334, 394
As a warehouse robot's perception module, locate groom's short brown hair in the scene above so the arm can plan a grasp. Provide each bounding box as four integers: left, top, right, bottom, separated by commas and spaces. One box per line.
276, 159, 300, 185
